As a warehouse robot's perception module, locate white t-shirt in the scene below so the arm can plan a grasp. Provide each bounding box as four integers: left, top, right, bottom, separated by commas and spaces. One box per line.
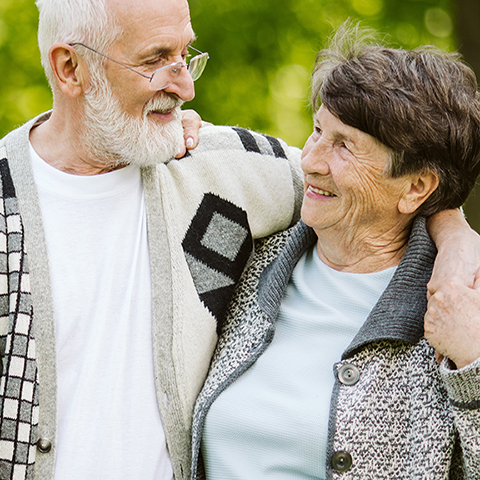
202, 246, 396, 479
30, 145, 173, 480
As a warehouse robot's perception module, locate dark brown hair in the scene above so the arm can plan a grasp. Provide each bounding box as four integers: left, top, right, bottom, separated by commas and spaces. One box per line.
311, 22, 480, 216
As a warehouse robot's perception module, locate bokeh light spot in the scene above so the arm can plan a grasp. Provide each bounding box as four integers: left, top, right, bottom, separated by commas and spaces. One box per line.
351, 0, 383, 17
425, 8, 453, 38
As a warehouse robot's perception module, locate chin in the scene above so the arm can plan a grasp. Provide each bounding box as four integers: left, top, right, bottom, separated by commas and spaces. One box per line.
83, 73, 184, 168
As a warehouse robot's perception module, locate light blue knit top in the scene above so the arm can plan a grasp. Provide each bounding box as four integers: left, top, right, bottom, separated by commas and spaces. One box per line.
202, 245, 396, 479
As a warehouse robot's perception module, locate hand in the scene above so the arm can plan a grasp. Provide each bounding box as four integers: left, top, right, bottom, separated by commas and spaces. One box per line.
425, 266, 480, 369
175, 109, 203, 158
427, 209, 480, 300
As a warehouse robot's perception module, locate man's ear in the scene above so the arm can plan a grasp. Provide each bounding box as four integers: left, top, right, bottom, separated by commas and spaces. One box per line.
49, 43, 88, 98
398, 171, 439, 214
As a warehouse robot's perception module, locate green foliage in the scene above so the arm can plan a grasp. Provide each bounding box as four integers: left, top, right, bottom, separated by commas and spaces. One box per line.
188, 0, 455, 147
5, 0, 480, 231
0, 0, 455, 147
0, 0, 52, 138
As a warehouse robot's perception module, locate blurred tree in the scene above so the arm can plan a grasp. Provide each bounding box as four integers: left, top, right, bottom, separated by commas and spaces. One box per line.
454, 0, 480, 231
188, 0, 455, 148
2, 0, 479, 230
0, 0, 51, 138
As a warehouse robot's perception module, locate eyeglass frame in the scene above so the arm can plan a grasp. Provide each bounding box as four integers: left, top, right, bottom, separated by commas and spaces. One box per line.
69, 42, 209, 90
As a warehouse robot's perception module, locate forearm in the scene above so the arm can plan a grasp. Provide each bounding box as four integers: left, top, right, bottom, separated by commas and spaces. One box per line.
427, 209, 480, 292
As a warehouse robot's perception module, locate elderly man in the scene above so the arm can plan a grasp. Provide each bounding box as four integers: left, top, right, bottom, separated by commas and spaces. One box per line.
0, 0, 478, 480
0, 0, 303, 479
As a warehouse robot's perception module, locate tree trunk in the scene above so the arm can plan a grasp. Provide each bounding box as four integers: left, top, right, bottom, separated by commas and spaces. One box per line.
455, 0, 480, 232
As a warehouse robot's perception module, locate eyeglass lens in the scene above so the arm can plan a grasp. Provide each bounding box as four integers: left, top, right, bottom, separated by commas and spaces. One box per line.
149, 53, 209, 91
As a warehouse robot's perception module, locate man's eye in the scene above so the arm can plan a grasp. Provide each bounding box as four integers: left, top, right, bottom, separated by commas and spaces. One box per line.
145, 56, 167, 66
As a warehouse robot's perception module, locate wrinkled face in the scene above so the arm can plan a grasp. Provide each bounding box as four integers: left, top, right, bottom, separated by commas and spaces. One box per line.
82, 0, 196, 166
103, 0, 195, 121
301, 106, 410, 238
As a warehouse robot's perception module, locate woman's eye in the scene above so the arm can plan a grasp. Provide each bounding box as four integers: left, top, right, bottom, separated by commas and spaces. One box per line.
338, 141, 351, 151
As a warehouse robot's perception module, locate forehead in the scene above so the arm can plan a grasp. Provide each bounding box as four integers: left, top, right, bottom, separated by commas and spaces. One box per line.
109, 0, 195, 54
314, 106, 392, 173
315, 106, 359, 138
316, 105, 385, 151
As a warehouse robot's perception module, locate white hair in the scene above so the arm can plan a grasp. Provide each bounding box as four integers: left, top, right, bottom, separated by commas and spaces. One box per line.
36, 0, 122, 87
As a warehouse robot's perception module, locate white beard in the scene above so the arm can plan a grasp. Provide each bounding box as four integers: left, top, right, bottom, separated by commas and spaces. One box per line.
82, 73, 184, 168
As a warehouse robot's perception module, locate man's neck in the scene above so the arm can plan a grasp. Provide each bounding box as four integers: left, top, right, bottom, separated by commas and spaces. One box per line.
29, 110, 126, 176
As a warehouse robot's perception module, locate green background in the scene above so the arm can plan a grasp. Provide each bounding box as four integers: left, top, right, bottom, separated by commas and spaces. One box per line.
3, 0, 480, 229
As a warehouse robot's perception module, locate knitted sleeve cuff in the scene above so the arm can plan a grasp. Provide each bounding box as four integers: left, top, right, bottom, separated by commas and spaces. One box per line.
440, 355, 480, 409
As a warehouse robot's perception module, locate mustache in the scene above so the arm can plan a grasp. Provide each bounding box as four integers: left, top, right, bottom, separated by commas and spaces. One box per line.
144, 93, 183, 115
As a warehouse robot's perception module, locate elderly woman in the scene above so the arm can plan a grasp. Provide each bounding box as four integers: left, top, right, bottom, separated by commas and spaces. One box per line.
190, 27, 480, 479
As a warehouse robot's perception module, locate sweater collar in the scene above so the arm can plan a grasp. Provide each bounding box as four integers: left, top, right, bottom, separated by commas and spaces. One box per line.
344, 216, 436, 357
258, 217, 437, 354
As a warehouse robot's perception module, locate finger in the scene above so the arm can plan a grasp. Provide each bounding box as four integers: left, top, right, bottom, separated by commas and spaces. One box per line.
435, 351, 444, 364
181, 109, 202, 150
426, 287, 432, 301
175, 145, 187, 159
186, 136, 195, 149
474, 265, 480, 290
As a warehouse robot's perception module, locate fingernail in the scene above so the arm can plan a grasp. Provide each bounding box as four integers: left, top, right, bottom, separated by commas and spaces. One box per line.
186, 137, 194, 148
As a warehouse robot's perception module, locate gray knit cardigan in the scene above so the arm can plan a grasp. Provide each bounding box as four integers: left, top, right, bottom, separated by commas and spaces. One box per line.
0, 112, 304, 480
191, 218, 480, 479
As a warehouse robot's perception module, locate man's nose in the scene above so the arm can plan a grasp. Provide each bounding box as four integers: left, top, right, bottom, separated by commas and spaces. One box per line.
163, 65, 195, 102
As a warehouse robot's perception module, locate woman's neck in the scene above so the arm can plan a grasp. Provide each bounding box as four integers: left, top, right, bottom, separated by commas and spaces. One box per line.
314, 221, 413, 273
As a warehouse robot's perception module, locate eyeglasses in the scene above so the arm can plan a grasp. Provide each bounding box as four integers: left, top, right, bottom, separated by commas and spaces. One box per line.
70, 42, 209, 91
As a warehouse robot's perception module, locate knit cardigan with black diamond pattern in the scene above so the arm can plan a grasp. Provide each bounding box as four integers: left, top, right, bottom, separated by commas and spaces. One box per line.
0, 112, 304, 480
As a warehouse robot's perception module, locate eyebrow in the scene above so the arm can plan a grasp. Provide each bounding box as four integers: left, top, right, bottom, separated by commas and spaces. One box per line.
141, 34, 198, 59
332, 131, 352, 143
317, 120, 353, 144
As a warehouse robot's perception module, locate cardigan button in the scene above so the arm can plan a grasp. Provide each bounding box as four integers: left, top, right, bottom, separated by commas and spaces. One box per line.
332, 450, 353, 472
338, 364, 360, 385
36, 438, 52, 453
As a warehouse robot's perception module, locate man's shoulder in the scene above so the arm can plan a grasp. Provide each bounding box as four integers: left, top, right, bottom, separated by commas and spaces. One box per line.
1, 112, 51, 155
188, 124, 301, 162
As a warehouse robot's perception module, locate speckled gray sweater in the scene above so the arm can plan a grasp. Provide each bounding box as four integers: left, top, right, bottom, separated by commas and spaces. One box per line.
191, 218, 480, 479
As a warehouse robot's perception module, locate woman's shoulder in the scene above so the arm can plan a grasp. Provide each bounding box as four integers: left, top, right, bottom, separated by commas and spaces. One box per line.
245, 220, 313, 285
223, 221, 315, 324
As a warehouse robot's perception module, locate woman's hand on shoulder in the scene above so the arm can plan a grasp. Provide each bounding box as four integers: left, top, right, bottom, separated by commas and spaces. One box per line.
176, 109, 209, 158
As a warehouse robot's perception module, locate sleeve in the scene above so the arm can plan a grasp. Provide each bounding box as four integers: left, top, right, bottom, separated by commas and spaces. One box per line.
174, 125, 304, 239
440, 356, 480, 475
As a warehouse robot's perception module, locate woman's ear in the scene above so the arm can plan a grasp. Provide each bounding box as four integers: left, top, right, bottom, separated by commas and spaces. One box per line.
398, 171, 439, 214
49, 43, 88, 98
